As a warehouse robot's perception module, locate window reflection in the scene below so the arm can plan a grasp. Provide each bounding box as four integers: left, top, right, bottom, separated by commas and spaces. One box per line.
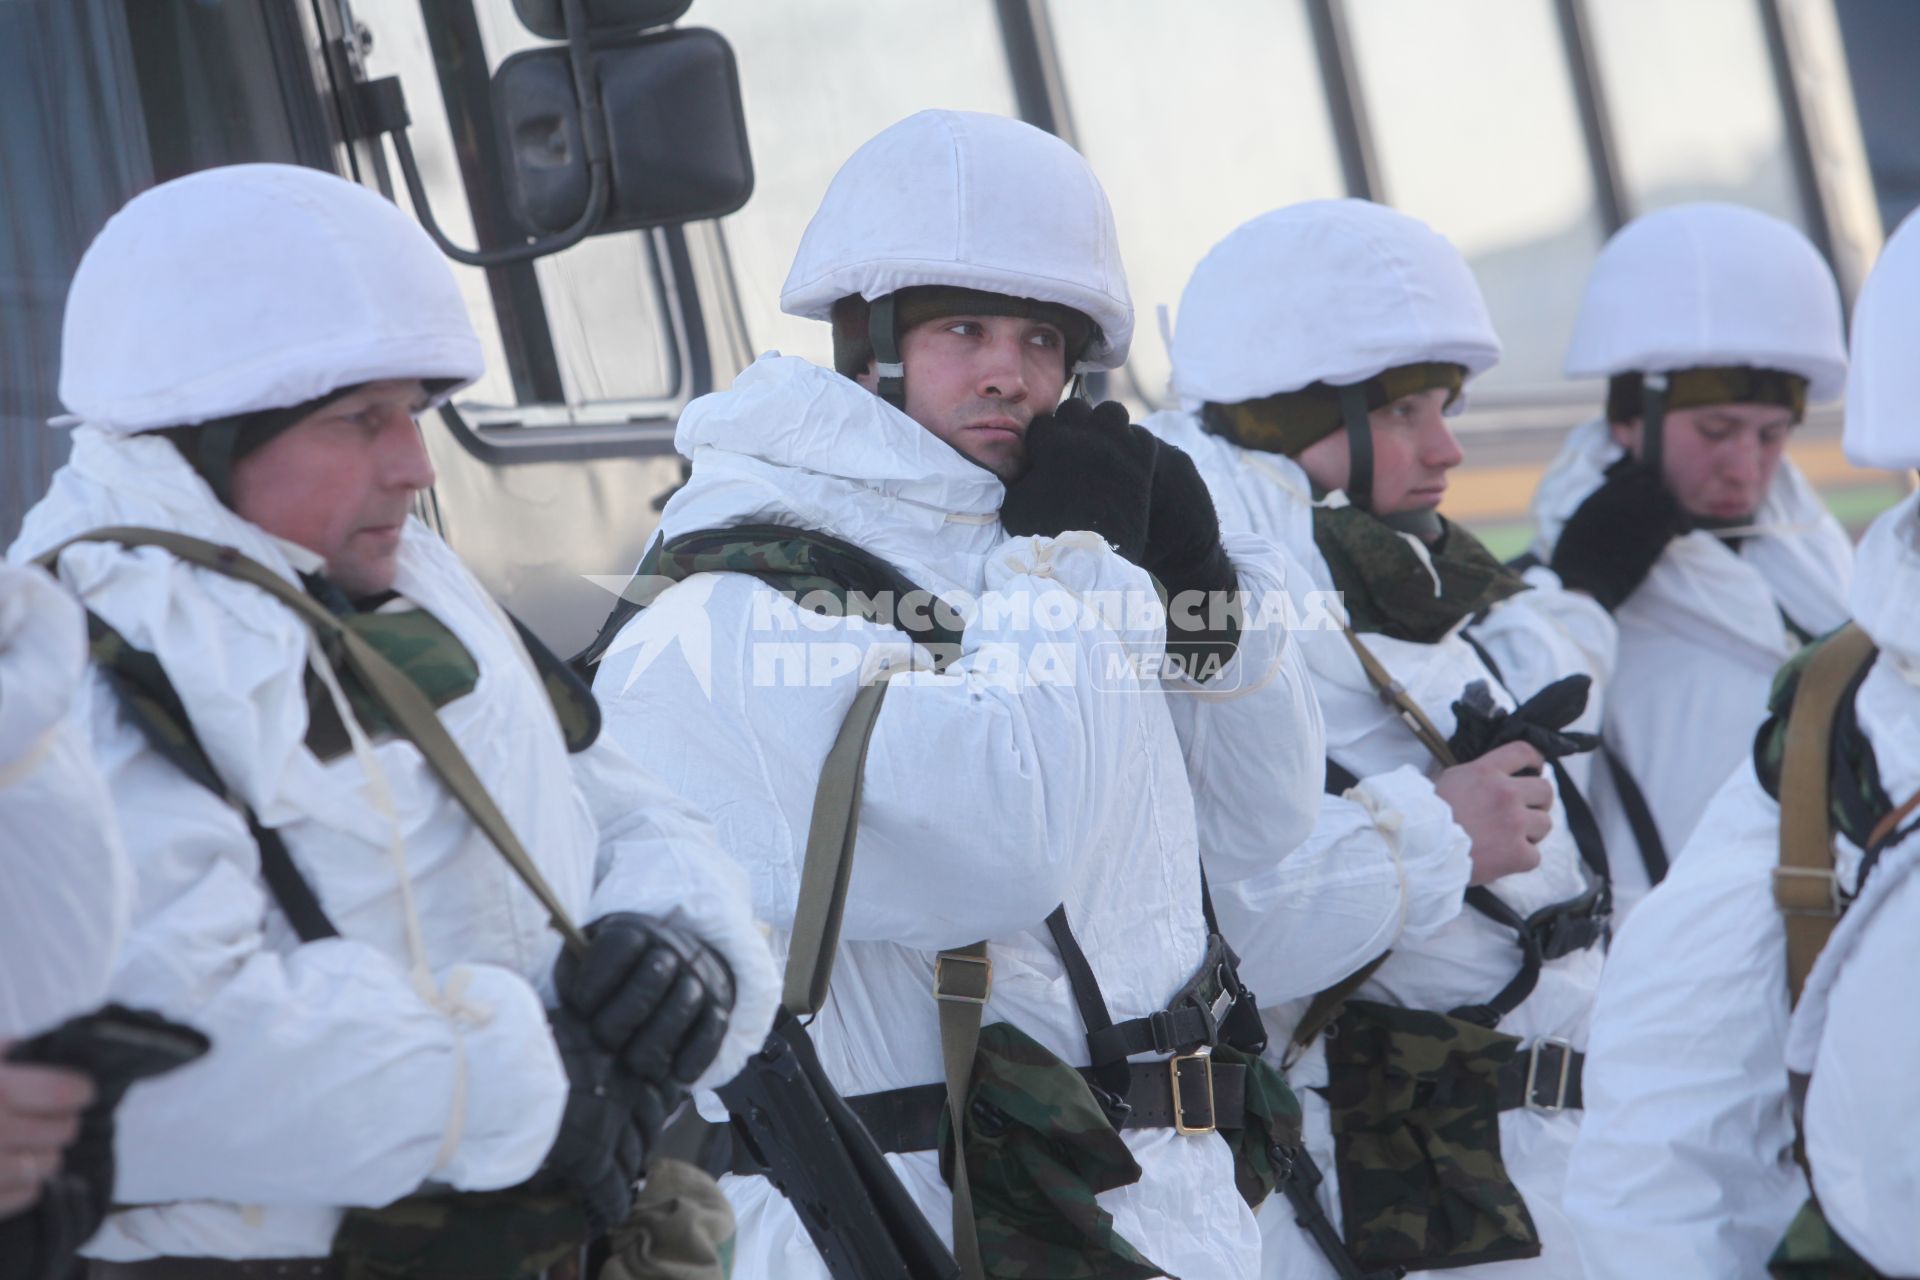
1345, 0, 1607, 397
1583, 0, 1806, 224
1048, 0, 1347, 407
699, 0, 1017, 368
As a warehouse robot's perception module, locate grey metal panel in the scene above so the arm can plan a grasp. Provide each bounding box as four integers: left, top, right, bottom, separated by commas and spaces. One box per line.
0, 0, 151, 546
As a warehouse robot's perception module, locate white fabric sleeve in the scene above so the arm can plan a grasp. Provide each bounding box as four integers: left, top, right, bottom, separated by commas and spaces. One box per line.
1565, 765, 1806, 1279
0, 565, 131, 1037
1163, 533, 1325, 882
831, 532, 1175, 950
1471, 568, 1617, 702
570, 733, 779, 1091
97, 697, 567, 1206
1207, 766, 1470, 1004
1798, 850, 1920, 1274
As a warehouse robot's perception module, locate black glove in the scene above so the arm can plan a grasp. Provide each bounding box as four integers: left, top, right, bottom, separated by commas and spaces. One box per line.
1448, 675, 1601, 768
1143, 441, 1239, 673
1, 1006, 208, 1280
1549, 455, 1688, 611
998, 399, 1156, 563
554, 914, 735, 1088
535, 1008, 671, 1237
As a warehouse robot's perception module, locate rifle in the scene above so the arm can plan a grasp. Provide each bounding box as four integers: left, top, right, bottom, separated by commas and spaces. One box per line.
716, 677, 961, 1279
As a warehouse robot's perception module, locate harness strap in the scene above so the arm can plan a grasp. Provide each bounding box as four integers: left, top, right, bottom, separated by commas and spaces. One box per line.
1601, 743, 1669, 886
1334, 626, 1612, 1030
1777, 622, 1877, 1005
41, 527, 590, 955
766, 1062, 1255, 1162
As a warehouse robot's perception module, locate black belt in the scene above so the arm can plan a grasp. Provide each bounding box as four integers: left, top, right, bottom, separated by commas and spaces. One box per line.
1494, 1038, 1585, 1112
731, 1056, 1247, 1171
89, 1261, 339, 1280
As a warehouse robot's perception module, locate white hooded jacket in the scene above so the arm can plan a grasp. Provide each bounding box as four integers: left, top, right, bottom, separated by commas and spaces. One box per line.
1530, 419, 1852, 914
1143, 411, 1614, 1280
9, 425, 778, 1261
1783, 794, 1920, 1274
593, 354, 1322, 1280
0, 561, 131, 1038
1563, 493, 1920, 1278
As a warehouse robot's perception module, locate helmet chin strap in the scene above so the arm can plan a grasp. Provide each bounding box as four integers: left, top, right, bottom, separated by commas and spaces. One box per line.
1341, 381, 1443, 540
868, 293, 906, 407
1639, 371, 1668, 479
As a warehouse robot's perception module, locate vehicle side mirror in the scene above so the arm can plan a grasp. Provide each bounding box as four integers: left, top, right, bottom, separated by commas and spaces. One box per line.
509, 0, 691, 40
492, 27, 753, 239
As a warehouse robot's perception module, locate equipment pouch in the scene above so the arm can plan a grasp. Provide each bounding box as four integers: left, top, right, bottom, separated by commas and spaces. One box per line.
1321, 999, 1540, 1271
1209, 1044, 1304, 1209
936, 1022, 1165, 1280
330, 1189, 590, 1280
1768, 1198, 1886, 1279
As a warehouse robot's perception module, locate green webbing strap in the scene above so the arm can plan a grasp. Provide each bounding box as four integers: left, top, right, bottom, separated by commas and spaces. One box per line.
784, 677, 896, 1017
779, 670, 989, 1279
42, 526, 589, 955
936, 940, 991, 1280
1285, 952, 1391, 1068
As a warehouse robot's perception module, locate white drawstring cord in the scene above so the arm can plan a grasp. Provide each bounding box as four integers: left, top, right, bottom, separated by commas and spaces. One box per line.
304, 635, 485, 1170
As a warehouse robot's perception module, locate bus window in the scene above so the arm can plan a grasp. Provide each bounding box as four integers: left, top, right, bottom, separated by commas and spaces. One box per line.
1584, 0, 1809, 226
354, 0, 682, 430
1344, 0, 1609, 400
1047, 0, 1347, 408
697, 0, 1017, 368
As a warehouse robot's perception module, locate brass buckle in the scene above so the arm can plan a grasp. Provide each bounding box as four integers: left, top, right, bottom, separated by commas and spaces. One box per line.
932, 952, 992, 1005
1773, 866, 1843, 917
1525, 1036, 1575, 1112
1170, 1046, 1216, 1135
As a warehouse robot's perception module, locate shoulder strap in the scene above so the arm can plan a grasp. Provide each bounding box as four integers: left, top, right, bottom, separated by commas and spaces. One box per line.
1777, 621, 1878, 1005
786, 672, 991, 1280
1600, 744, 1670, 886
1341, 623, 1458, 767
75, 608, 340, 944
41, 527, 590, 955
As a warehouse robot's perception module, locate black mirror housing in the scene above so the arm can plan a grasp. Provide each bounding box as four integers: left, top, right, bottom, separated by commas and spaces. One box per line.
510, 0, 692, 39
493, 27, 753, 238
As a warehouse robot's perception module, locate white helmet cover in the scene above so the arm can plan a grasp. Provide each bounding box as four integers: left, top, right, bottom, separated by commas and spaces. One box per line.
59, 163, 485, 434
1170, 199, 1501, 408
780, 110, 1133, 371
1844, 207, 1920, 469
1564, 202, 1846, 401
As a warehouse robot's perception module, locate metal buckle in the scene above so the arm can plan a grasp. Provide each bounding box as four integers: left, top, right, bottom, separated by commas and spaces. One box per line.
1773, 866, 1844, 917
1525, 1037, 1575, 1112
932, 952, 992, 1005
1170, 1046, 1216, 1135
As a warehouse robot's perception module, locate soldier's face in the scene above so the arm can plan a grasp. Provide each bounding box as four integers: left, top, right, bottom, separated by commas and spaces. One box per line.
1611, 402, 1793, 522
859, 313, 1070, 480
1296, 387, 1464, 521
229, 379, 437, 596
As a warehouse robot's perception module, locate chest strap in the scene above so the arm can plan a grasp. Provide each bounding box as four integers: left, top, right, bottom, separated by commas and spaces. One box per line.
1326, 628, 1612, 1031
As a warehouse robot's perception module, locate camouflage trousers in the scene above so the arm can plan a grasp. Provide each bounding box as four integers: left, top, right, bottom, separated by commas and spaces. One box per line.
330, 1188, 591, 1280
1769, 1198, 1885, 1279
1321, 1000, 1541, 1272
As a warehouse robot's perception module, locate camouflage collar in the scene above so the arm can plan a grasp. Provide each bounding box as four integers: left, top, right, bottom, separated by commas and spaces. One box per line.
1313, 506, 1527, 645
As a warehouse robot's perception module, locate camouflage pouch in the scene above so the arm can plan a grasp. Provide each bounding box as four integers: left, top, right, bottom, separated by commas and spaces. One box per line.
1768, 1197, 1886, 1279
1209, 1044, 1304, 1209
1321, 999, 1541, 1271
329, 1188, 590, 1280
935, 1022, 1167, 1280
